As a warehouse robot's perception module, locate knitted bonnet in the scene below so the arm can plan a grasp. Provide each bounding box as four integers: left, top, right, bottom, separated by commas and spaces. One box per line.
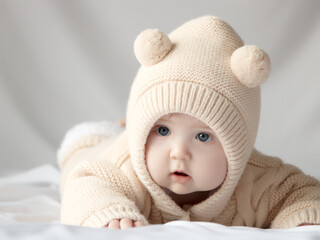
126, 15, 271, 220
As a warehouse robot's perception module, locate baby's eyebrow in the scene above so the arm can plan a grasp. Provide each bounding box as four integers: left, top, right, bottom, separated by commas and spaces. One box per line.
155, 118, 172, 124
155, 118, 213, 130
198, 125, 212, 130
195, 126, 216, 133
161, 116, 173, 121
156, 122, 213, 131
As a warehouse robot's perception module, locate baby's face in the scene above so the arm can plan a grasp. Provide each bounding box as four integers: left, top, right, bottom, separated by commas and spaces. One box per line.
145, 113, 227, 195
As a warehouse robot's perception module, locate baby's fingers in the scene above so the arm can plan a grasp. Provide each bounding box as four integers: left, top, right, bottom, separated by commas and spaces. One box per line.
120, 218, 133, 229
107, 219, 120, 229
106, 218, 144, 229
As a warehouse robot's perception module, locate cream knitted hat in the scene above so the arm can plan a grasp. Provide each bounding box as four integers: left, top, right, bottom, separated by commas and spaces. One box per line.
126, 15, 271, 220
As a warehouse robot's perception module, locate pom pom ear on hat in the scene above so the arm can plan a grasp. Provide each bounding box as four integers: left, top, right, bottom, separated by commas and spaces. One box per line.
231, 45, 271, 88
134, 29, 173, 66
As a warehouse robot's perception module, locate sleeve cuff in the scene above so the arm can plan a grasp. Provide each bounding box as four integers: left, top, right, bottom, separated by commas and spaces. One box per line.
271, 206, 320, 228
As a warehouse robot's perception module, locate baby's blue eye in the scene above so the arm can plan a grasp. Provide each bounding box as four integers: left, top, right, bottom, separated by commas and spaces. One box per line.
196, 133, 212, 142
157, 126, 170, 136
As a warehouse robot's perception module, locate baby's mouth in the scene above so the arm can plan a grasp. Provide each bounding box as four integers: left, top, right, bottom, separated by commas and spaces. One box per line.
170, 171, 191, 183
173, 171, 189, 177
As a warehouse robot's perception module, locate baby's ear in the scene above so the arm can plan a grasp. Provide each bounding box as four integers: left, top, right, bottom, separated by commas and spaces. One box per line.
230, 45, 271, 88
134, 29, 173, 66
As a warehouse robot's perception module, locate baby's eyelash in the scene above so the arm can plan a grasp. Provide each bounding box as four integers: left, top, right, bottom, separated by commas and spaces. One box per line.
151, 125, 167, 132
196, 132, 214, 142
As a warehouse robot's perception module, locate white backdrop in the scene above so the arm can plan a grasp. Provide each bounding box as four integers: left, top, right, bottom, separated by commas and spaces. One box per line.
0, 0, 319, 179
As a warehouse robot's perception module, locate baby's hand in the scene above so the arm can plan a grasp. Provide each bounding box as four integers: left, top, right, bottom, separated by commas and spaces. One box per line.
106, 218, 144, 229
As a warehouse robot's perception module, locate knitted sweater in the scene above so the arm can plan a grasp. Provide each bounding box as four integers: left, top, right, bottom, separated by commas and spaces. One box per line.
59, 127, 320, 229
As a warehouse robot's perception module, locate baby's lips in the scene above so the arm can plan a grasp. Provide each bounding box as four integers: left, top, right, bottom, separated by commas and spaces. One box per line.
172, 170, 189, 177
170, 172, 192, 183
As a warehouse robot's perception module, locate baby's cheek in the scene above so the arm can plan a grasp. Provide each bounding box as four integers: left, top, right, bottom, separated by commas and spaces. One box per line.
145, 141, 164, 176
193, 160, 226, 190
145, 135, 155, 160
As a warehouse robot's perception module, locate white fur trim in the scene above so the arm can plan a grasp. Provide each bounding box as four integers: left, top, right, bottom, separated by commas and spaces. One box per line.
57, 121, 123, 165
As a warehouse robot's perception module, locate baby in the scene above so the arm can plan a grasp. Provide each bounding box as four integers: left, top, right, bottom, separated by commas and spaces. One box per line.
145, 113, 227, 203
58, 15, 320, 229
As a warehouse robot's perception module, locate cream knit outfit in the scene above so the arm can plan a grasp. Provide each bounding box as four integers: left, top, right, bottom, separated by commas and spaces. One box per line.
58, 16, 320, 229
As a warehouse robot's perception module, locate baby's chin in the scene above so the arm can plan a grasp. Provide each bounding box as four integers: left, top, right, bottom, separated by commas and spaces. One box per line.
161, 186, 209, 195
161, 186, 190, 195
171, 189, 194, 195
161, 186, 217, 206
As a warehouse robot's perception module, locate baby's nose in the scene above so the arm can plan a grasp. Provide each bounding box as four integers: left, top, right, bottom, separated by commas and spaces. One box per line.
170, 143, 191, 161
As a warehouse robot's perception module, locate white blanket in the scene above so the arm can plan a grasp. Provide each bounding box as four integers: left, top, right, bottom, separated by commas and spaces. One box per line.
0, 165, 319, 240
